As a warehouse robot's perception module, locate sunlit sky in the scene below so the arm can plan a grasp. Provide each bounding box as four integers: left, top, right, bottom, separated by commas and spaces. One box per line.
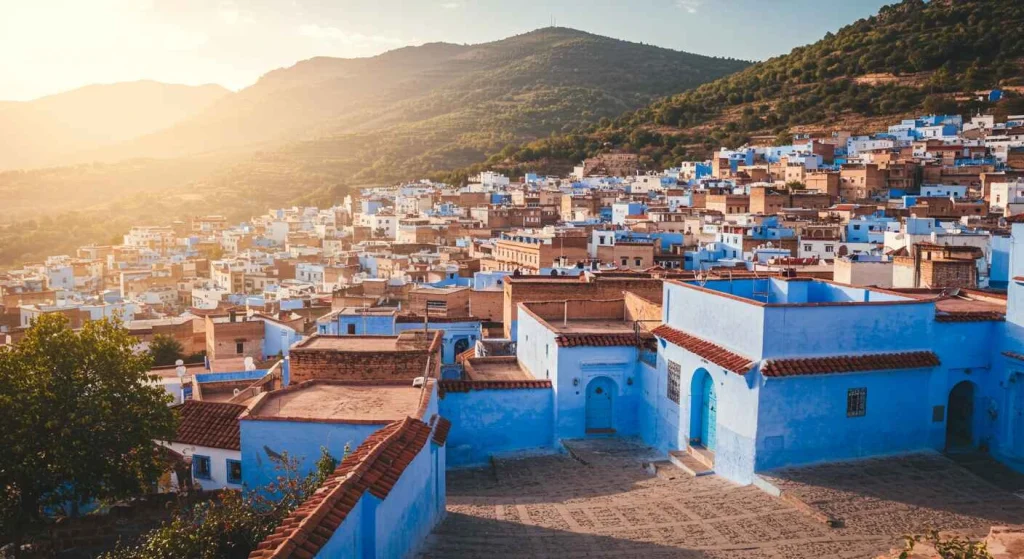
0, 0, 892, 102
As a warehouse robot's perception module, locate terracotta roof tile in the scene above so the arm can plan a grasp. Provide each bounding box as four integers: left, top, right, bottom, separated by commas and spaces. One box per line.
1002, 351, 1024, 362
248, 416, 432, 559
172, 400, 246, 450
761, 351, 940, 378
651, 324, 754, 374
432, 416, 451, 446
555, 333, 641, 347
935, 311, 1005, 323
438, 379, 552, 395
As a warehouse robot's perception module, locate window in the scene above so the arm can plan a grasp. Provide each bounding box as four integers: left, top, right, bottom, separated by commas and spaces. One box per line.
853, 224, 861, 230
346, 323, 356, 335
667, 360, 681, 404
824, 245, 834, 253
193, 455, 212, 480
635, 258, 642, 266
235, 342, 244, 355
847, 388, 867, 417
803, 244, 812, 252
227, 459, 242, 484
621, 257, 628, 266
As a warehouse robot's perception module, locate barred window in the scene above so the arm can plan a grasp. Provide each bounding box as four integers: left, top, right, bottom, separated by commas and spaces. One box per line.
847, 388, 867, 417
667, 360, 681, 404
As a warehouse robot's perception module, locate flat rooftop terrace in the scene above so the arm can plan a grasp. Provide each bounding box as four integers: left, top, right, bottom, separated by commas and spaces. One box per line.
294, 331, 439, 353
245, 381, 424, 423
464, 356, 533, 381
547, 319, 635, 335
680, 277, 915, 306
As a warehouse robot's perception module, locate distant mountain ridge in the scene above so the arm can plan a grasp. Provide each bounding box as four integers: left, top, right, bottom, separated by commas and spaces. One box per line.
101, 27, 750, 178
444, 0, 1024, 179
0, 81, 229, 169
0, 27, 749, 266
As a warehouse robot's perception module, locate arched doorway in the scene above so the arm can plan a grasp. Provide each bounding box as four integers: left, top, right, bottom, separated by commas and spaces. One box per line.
946, 381, 976, 451
585, 377, 616, 433
453, 337, 470, 358
689, 369, 717, 451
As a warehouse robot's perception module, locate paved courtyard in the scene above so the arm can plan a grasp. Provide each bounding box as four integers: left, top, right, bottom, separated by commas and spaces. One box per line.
419, 439, 1024, 558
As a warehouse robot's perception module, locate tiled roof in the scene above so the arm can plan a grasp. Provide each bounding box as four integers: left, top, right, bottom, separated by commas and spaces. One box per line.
761, 351, 940, 378
172, 400, 246, 450
935, 311, 1005, 323
650, 324, 754, 374
432, 416, 451, 446
438, 379, 552, 395
555, 333, 641, 347
249, 416, 432, 559
1002, 351, 1024, 362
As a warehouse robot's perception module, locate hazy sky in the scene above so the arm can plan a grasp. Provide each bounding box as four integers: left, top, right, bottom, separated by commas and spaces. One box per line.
0, 0, 892, 101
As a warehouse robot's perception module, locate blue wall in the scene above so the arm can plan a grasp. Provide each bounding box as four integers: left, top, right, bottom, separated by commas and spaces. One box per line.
314, 428, 446, 558
240, 420, 381, 490
439, 388, 555, 467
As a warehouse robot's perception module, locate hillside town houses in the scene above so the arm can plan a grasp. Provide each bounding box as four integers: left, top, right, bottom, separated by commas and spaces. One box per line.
10, 110, 1024, 556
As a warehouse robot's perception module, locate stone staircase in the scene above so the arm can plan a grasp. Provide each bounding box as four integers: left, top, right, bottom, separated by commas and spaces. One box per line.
662, 444, 715, 477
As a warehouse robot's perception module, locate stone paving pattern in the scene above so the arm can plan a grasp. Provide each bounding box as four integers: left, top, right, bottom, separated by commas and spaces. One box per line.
420, 439, 1024, 559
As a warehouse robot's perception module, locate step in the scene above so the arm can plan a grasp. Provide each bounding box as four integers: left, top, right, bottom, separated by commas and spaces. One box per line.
668, 451, 714, 477
687, 444, 716, 470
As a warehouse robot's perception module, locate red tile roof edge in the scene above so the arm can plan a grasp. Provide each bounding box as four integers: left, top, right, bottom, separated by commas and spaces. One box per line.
431, 416, 451, 446
248, 416, 432, 559
438, 379, 552, 396
761, 351, 941, 378
935, 311, 1005, 323
555, 333, 646, 347
1002, 351, 1024, 362
171, 400, 247, 451
650, 324, 754, 374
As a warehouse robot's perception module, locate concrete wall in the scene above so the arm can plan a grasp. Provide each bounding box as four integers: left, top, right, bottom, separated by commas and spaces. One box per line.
440, 387, 555, 467
665, 281, 765, 358
657, 339, 760, 485
760, 302, 935, 359
372, 442, 445, 558
240, 419, 380, 490
755, 368, 939, 471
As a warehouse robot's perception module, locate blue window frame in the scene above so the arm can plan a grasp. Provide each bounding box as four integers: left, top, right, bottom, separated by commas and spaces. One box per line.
193, 455, 212, 480
226, 459, 242, 484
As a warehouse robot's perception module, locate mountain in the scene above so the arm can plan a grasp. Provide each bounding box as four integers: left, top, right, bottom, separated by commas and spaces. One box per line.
0, 81, 229, 169
449, 0, 1024, 179
99, 27, 750, 180
0, 27, 750, 266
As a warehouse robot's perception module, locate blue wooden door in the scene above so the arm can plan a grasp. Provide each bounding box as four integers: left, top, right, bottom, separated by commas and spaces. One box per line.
701, 374, 717, 451
586, 378, 614, 431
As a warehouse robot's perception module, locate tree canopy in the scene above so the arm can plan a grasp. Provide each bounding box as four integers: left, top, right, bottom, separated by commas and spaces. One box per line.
0, 314, 176, 542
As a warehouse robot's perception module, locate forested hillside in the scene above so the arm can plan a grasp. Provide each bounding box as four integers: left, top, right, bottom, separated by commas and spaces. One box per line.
441, 0, 1024, 181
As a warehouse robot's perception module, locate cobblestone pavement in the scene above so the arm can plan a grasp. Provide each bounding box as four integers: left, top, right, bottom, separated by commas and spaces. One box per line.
421, 439, 925, 558
758, 452, 1024, 540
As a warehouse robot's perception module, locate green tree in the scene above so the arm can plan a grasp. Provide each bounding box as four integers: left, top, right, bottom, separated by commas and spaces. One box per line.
149, 334, 185, 367
0, 314, 176, 545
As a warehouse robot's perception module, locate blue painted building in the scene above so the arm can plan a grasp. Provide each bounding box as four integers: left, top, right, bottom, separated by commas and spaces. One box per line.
316, 308, 482, 365
239, 379, 437, 491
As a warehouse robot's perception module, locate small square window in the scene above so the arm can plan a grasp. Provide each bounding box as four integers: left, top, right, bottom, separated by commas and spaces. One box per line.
235, 342, 244, 354
193, 455, 212, 480
667, 360, 681, 404
226, 459, 242, 484
847, 388, 867, 417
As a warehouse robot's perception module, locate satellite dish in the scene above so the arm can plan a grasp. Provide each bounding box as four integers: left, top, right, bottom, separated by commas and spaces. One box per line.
233, 388, 241, 396
244, 356, 255, 371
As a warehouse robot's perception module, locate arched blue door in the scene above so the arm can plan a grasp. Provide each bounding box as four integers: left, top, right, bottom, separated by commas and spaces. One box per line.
586, 377, 615, 432
701, 373, 717, 451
